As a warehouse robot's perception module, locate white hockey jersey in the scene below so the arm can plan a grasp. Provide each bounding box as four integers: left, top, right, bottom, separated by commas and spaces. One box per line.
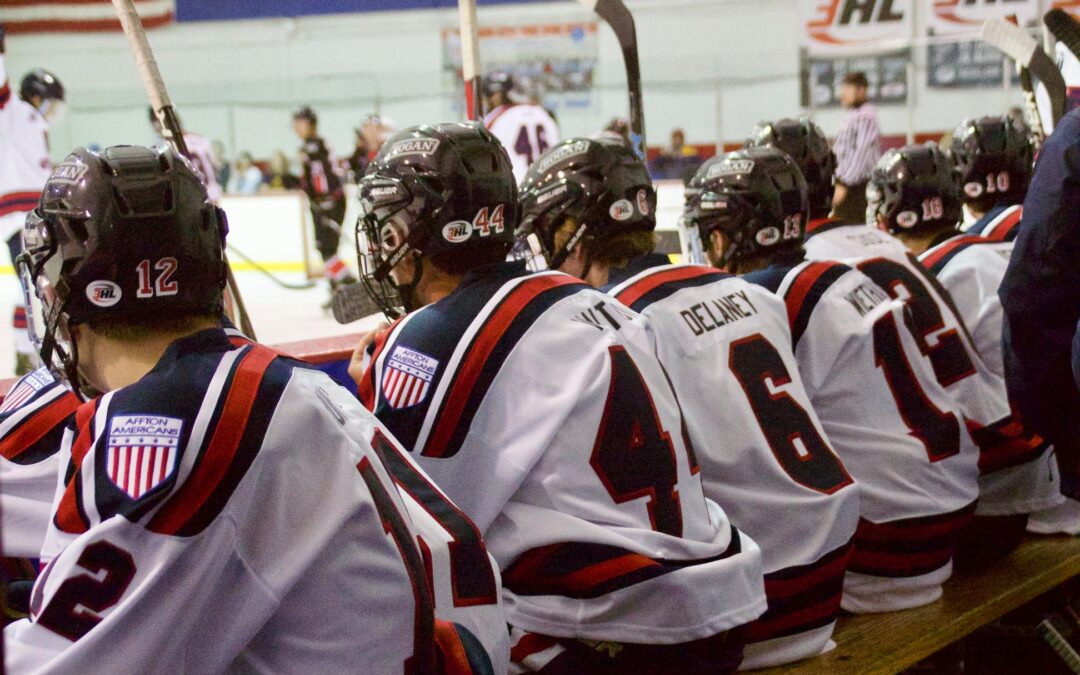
484, 104, 560, 184
607, 262, 859, 669
1, 332, 510, 673
745, 260, 980, 614
0, 53, 51, 242
0, 367, 79, 558
360, 262, 767, 646
181, 132, 222, 203
805, 223, 1061, 518
5, 330, 438, 673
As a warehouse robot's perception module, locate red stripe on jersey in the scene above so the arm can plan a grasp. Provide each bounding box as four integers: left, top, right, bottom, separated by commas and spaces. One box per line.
423, 275, 580, 458
54, 400, 100, 534
0, 191, 43, 217
747, 595, 843, 642
434, 620, 474, 675
966, 417, 1048, 473
358, 319, 401, 410
762, 543, 853, 598
849, 502, 976, 577
919, 235, 984, 272
806, 216, 839, 235
510, 632, 560, 664
783, 261, 844, 329
0, 82, 10, 109
984, 207, 1022, 242
614, 265, 723, 309
0, 392, 79, 461
148, 345, 277, 535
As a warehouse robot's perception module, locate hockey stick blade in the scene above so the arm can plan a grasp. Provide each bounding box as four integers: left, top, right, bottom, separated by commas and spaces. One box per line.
578, 0, 646, 159
224, 244, 317, 291
983, 18, 1066, 126
1045, 9, 1080, 63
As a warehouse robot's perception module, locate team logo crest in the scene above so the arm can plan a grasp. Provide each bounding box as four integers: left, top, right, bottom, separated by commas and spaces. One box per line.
106, 415, 183, 500
0, 368, 52, 414
383, 346, 439, 409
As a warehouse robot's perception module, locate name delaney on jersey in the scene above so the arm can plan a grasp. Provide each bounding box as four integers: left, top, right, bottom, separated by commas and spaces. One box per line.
680, 289, 760, 336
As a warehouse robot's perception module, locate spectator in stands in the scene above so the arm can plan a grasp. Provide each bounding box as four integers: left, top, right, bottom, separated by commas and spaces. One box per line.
263, 150, 301, 191
649, 127, 703, 182
832, 71, 881, 224
212, 140, 230, 188
228, 152, 264, 195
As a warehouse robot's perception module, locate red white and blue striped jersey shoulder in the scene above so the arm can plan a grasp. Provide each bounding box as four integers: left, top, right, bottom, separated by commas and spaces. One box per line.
362, 262, 766, 645
745, 260, 980, 614
0, 52, 51, 241
11, 329, 436, 673
608, 263, 859, 668
968, 204, 1023, 242
484, 103, 560, 184
0, 367, 79, 558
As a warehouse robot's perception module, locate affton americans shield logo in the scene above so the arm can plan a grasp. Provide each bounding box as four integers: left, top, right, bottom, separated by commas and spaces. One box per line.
383, 346, 439, 409
106, 415, 183, 500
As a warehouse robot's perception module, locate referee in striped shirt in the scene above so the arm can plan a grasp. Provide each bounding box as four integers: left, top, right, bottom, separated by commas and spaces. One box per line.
832, 72, 881, 224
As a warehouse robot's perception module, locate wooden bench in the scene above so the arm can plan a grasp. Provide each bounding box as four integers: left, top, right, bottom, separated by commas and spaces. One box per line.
756, 534, 1080, 674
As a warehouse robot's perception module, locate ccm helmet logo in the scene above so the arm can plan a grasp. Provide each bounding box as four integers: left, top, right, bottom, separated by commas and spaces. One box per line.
86, 281, 122, 308
442, 221, 473, 243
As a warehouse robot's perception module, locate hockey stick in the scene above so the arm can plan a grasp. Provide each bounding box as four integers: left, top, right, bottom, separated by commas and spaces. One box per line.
110, 0, 257, 340
224, 244, 316, 291
457, 0, 483, 120
982, 17, 1066, 130
1045, 9, 1080, 65
578, 0, 646, 160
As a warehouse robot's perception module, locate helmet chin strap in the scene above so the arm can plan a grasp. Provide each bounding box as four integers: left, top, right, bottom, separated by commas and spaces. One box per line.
548, 221, 589, 275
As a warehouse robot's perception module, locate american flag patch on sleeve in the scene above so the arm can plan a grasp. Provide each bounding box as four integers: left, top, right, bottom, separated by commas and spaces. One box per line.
106, 415, 183, 500
382, 346, 439, 409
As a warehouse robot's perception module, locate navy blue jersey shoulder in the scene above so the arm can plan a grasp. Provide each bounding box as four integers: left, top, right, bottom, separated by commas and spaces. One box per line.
623, 270, 735, 315
965, 204, 1009, 236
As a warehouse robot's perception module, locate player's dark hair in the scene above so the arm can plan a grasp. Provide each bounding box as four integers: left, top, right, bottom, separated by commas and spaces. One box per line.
842, 72, 869, 88
86, 312, 220, 342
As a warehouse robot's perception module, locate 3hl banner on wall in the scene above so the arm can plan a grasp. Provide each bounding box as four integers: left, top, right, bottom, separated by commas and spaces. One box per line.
800, 0, 1076, 104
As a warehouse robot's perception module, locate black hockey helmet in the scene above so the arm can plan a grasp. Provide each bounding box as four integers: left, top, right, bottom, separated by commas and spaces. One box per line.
482, 71, 515, 98
19, 69, 64, 103
948, 115, 1033, 208
18, 145, 227, 391
292, 106, 317, 124
356, 121, 517, 320
682, 146, 808, 272
867, 143, 962, 235
746, 117, 836, 220
517, 136, 656, 271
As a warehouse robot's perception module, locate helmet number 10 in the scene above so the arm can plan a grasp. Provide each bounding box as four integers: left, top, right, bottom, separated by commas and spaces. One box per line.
985, 171, 1010, 194
136, 258, 179, 299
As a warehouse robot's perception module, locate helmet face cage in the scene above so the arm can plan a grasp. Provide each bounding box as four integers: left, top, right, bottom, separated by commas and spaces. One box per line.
18, 209, 81, 391
515, 179, 590, 272
355, 175, 435, 320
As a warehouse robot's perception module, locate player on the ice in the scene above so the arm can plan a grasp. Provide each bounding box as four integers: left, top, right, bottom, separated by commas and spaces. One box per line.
517, 135, 860, 669
5, 144, 442, 672
683, 146, 981, 614
481, 71, 560, 184
0, 25, 65, 375
351, 122, 765, 674
292, 106, 356, 294
147, 106, 222, 203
